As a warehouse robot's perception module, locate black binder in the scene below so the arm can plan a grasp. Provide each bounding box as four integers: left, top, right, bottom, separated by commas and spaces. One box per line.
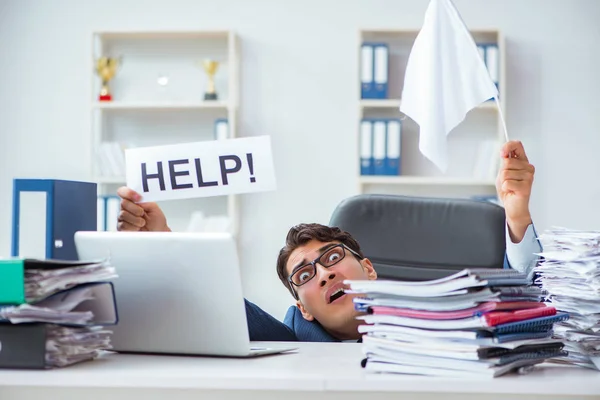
0, 323, 47, 369
0, 282, 118, 369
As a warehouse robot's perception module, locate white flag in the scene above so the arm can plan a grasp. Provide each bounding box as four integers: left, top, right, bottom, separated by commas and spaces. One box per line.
400, 0, 498, 172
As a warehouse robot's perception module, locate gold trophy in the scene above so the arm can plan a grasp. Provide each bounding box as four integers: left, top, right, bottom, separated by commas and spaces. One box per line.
95, 57, 121, 101
202, 59, 219, 100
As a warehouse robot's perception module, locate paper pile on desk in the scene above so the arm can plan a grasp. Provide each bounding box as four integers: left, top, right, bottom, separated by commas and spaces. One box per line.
535, 227, 600, 370
45, 324, 113, 368
0, 258, 118, 369
23, 258, 116, 302
0, 282, 113, 325
346, 269, 568, 378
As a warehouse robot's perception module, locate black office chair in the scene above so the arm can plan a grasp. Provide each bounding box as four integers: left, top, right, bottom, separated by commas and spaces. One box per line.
329, 194, 506, 281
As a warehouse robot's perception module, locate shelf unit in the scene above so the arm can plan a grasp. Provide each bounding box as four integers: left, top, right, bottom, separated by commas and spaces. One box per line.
357, 29, 506, 199
92, 101, 230, 110
90, 30, 240, 234
359, 99, 498, 111
359, 176, 496, 186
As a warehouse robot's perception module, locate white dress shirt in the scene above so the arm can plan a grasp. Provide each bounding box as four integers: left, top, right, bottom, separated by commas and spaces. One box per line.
505, 223, 542, 275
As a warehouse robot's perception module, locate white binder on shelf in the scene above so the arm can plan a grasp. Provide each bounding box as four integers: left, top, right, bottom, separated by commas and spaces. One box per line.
360, 120, 373, 175
214, 118, 228, 141
106, 196, 119, 231
361, 44, 374, 98
385, 120, 401, 176
96, 197, 104, 232
477, 44, 486, 63
486, 44, 499, 88
97, 195, 121, 231
372, 120, 387, 175
373, 44, 389, 99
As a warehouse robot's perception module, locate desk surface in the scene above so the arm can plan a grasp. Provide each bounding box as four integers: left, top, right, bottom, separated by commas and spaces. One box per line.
0, 342, 599, 397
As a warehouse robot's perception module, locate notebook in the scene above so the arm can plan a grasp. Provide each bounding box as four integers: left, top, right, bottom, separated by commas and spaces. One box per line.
362, 335, 565, 362
358, 310, 568, 331
367, 301, 547, 320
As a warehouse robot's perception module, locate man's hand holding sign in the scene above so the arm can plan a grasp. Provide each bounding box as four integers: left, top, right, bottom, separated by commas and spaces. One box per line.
116, 187, 170, 232
116, 136, 276, 232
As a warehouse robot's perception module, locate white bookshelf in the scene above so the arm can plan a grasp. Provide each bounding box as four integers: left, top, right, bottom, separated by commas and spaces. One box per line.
359, 99, 497, 111
360, 176, 496, 186
90, 30, 240, 235
357, 29, 506, 199
92, 101, 230, 110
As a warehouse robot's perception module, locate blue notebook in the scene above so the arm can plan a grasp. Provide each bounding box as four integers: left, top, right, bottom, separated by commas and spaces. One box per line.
492, 330, 553, 343
492, 312, 569, 334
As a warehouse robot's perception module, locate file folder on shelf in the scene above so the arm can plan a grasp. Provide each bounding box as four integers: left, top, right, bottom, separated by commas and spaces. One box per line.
12, 179, 97, 260
372, 120, 387, 175
477, 44, 486, 63
478, 43, 500, 100
385, 119, 401, 175
360, 43, 375, 98
373, 43, 389, 99
485, 44, 499, 88
97, 195, 120, 231
360, 120, 374, 175
214, 118, 229, 140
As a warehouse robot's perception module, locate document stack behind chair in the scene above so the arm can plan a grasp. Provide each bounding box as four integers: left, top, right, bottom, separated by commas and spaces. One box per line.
535, 228, 600, 370
0, 258, 118, 369
346, 269, 569, 377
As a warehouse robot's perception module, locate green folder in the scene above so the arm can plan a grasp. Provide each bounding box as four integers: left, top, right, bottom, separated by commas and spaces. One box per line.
0, 259, 26, 305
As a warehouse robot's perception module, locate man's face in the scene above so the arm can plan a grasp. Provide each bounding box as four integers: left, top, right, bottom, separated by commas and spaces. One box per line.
285, 239, 377, 337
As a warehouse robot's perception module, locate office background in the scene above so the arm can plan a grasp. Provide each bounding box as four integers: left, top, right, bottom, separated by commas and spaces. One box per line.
0, 0, 599, 319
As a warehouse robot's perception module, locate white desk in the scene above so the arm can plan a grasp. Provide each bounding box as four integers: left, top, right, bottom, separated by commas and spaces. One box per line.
0, 342, 599, 400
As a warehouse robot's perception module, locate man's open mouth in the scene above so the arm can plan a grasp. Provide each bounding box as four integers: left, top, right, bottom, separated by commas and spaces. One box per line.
329, 288, 346, 304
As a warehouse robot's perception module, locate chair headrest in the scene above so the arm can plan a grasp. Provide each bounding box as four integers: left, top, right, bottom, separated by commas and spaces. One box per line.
329, 194, 506, 281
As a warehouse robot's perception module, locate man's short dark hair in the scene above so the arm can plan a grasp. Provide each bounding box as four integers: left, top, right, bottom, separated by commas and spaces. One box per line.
276, 223, 365, 298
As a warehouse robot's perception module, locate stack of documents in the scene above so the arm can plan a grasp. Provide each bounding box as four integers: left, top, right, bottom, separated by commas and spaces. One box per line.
535, 228, 600, 370
22, 258, 117, 302
0, 258, 118, 369
44, 324, 113, 368
346, 269, 569, 377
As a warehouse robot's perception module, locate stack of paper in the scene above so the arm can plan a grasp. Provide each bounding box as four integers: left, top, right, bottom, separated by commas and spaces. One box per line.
535, 227, 600, 370
346, 269, 569, 377
0, 281, 116, 325
23, 258, 117, 302
45, 325, 114, 368
0, 258, 118, 368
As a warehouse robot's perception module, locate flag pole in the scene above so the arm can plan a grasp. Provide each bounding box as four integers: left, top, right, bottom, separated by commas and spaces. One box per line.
494, 96, 509, 142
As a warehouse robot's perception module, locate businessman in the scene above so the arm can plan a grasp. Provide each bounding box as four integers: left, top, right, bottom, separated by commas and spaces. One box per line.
116, 140, 540, 342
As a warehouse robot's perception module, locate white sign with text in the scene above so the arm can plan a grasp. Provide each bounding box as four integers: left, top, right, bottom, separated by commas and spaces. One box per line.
125, 136, 277, 202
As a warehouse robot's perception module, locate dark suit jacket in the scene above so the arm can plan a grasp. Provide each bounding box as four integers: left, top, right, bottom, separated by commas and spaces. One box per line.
244, 299, 338, 342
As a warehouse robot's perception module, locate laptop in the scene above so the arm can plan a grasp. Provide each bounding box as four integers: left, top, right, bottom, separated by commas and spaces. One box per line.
74, 231, 297, 357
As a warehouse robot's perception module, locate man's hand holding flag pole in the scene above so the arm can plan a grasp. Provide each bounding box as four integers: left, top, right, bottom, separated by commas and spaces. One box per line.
400, 0, 534, 242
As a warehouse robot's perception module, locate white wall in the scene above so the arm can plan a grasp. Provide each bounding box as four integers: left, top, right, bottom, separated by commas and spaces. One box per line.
1, 0, 599, 319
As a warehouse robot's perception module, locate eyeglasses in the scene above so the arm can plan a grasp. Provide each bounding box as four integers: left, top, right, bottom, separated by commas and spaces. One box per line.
288, 243, 362, 290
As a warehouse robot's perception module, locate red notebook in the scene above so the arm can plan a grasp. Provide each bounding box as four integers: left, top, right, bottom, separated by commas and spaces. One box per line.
369, 301, 548, 320
481, 307, 557, 326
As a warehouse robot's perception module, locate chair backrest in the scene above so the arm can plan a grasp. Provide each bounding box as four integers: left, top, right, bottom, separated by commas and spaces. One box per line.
329, 194, 506, 281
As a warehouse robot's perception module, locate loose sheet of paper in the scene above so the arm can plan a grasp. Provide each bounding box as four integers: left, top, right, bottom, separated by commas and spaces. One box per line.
125, 136, 277, 203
